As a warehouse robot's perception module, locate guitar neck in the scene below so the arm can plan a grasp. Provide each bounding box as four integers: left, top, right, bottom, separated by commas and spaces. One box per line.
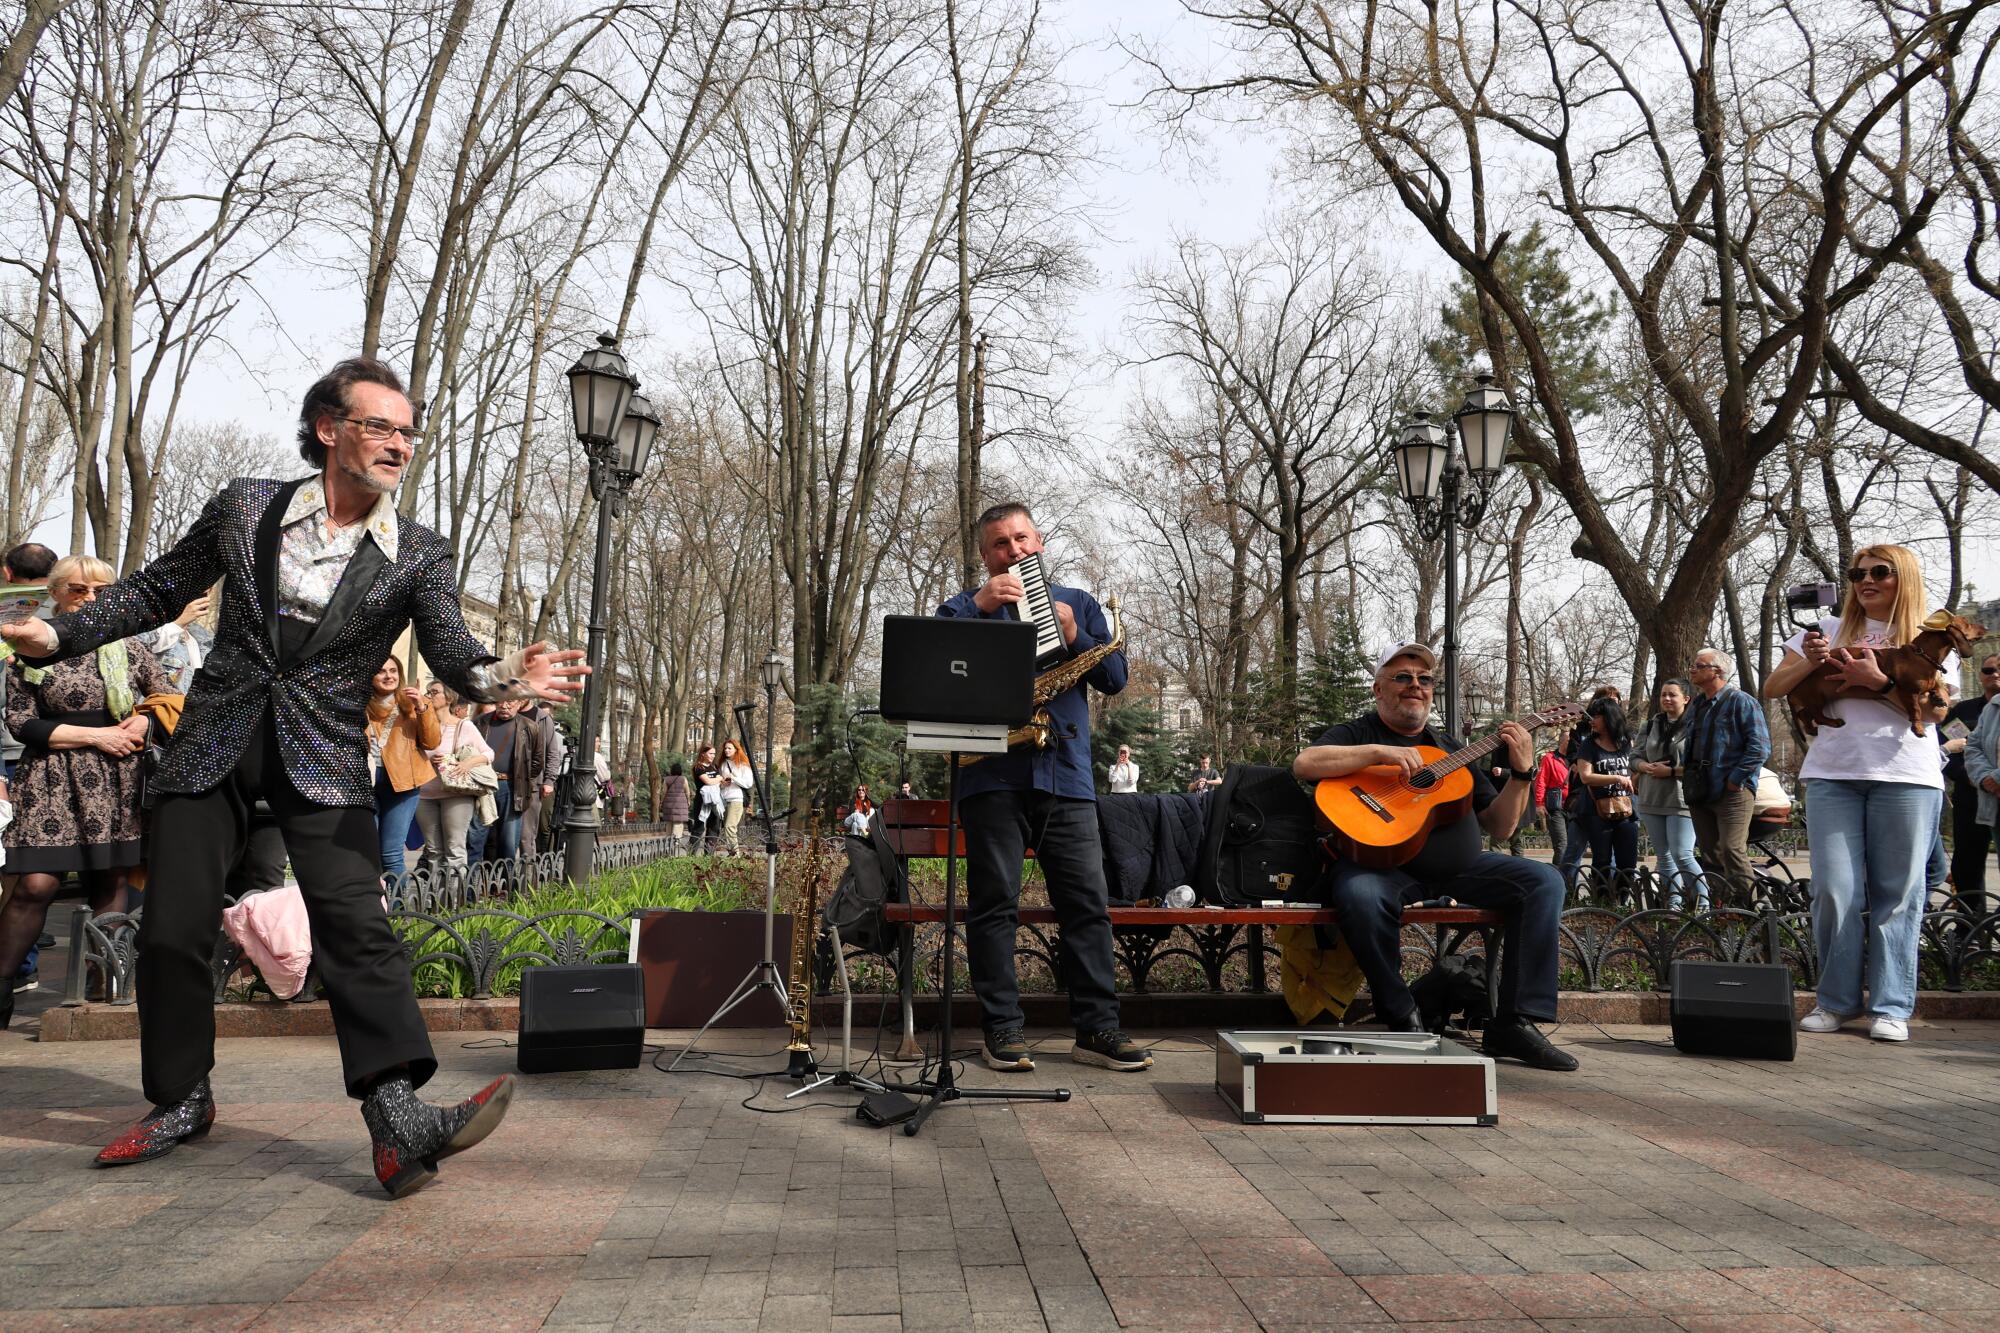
1418, 709, 1565, 783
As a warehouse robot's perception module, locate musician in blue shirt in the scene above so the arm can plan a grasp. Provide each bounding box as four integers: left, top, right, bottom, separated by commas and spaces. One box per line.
936, 503, 1150, 1074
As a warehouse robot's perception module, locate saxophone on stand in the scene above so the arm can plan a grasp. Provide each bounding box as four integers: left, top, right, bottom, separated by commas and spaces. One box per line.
783, 864, 818, 1079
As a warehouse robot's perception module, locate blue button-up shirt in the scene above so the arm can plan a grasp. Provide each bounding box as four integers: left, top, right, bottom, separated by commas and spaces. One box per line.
936, 584, 1126, 800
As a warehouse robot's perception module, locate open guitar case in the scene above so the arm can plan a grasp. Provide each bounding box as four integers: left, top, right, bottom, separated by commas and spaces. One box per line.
1195, 765, 1326, 907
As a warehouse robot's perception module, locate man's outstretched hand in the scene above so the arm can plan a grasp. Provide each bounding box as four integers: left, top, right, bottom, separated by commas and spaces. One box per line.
519, 642, 589, 703
0, 618, 56, 658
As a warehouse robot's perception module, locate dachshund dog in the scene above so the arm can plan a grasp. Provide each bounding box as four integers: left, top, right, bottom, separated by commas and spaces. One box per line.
1787, 611, 1985, 738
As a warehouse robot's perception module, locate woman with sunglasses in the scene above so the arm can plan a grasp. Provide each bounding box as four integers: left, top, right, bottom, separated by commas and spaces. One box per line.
1765, 545, 1954, 1043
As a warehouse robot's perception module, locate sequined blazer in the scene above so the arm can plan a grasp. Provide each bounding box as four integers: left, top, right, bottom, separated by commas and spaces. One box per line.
41, 476, 510, 807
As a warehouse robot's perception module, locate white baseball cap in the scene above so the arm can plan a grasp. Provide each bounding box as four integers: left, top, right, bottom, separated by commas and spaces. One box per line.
1374, 641, 1439, 675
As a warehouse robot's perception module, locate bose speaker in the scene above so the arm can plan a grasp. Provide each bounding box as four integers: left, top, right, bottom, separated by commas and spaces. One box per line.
1669, 960, 1797, 1061
517, 964, 645, 1074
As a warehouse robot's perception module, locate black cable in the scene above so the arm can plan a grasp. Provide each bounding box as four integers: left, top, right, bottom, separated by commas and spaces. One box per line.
651, 1041, 793, 1082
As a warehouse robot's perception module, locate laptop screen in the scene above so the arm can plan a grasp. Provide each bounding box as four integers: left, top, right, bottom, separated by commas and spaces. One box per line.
880, 616, 1036, 725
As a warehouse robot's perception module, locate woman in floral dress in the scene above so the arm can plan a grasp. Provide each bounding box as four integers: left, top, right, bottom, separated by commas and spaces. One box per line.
0, 556, 169, 1026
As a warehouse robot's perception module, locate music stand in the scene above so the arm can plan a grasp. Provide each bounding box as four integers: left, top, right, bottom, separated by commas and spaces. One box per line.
876, 616, 1070, 1136
668, 700, 788, 1072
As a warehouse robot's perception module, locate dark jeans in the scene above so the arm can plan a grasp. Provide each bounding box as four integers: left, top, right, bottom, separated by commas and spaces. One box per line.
138, 715, 435, 1104
958, 790, 1119, 1035
1583, 810, 1640, 885
1951, 780, 1991, 914
485, 778, 520, 862
1325, 851, 1563, 1025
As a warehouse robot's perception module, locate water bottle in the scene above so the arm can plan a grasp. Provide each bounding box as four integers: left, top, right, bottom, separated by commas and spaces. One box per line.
1163, 885, 1197, 909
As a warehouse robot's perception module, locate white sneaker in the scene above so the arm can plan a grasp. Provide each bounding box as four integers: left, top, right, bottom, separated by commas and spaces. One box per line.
1869, 1017, 1909, 1042
1800, 1007, 1855, 1033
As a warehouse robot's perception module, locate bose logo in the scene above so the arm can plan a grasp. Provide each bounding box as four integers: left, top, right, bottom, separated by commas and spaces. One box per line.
570, 987, 601, 994
950, 660, 968, 677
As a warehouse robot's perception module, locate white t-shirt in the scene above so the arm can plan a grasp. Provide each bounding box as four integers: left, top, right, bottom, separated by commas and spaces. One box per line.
1784, 616, 1953, 789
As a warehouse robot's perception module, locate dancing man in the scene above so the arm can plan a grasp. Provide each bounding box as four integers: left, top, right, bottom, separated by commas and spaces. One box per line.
938, 502, 1149, 1073
1, 357, 587, 1195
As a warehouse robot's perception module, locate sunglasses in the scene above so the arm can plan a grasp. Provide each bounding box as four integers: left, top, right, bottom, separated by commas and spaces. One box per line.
1389, 672, 1437, 689
1845, 563, 1896, 583
1984, 666, 2000, 676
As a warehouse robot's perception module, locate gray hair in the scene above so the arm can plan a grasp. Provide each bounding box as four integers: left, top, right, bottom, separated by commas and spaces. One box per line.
1697, 646, 1734, 679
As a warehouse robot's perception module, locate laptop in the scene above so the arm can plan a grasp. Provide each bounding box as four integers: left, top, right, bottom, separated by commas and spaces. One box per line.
879, 616, 1036, 726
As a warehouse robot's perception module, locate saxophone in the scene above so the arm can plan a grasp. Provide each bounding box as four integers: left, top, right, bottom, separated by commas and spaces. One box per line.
783, 860, 818, 1078
961, 594, 1123, 766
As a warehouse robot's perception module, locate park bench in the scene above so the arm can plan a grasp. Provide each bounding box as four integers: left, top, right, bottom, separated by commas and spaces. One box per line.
874, 798, 1503, 1057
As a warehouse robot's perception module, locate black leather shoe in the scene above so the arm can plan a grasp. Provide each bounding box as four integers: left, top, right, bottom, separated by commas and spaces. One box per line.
362, 1073, 514, 1199
95, 1078, 216, 1166
1382, 1005, 1428, 1034
1482, 1018, 1579, 1071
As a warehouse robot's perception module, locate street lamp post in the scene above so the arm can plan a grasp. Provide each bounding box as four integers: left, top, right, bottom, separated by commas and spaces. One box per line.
561, 333, 660, 886
759, 650, 782, 850
1388, 373, 1515, 738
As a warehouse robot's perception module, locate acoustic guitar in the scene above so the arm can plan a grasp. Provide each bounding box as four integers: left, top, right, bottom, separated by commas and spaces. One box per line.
1313, 703, 1586, 870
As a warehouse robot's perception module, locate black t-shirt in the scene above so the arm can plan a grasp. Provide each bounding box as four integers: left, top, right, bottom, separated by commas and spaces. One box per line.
1946, 696, 1988, 786
1575, 737, 1632, 781
1314, 712, 1498, 885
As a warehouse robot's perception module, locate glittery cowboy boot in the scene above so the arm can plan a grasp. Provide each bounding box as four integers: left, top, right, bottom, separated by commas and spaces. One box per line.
360, 1072, 514, 1199
94, 1077, 216, 1166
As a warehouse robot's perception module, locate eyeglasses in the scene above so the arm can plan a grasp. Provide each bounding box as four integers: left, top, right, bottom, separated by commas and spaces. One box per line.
1845, 563, 1895, 583
1690, 662, 1717, 672
1984, 666, 2000, 676
336, 415, 424, 444
1388, 672, 1437, 689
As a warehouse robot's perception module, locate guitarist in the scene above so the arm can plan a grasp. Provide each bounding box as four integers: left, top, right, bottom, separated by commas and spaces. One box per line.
1293, 643, 1577, 1071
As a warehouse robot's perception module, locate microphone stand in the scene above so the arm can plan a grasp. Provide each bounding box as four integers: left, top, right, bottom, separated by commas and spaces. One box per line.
668, 700, 789, 1072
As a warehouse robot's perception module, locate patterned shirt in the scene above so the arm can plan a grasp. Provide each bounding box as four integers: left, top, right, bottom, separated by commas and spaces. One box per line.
277, 479, 399, 624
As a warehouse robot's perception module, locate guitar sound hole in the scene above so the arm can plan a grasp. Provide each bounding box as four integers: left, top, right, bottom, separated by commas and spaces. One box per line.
1409, 771, 1436, 790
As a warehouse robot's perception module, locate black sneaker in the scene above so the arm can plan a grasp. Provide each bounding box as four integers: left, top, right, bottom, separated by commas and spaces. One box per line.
982, 1028, 1033, 1072
1071, 1029, 1152, 1071
1482, 1017, 1579, 1071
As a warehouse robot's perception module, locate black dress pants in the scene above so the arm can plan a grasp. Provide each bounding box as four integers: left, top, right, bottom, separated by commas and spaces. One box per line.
137, 713, 435, 1104
958, 790, 1120, 1036
1950, 781, 1991, 915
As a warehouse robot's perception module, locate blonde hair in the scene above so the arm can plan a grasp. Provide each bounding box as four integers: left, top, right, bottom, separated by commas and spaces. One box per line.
47, 554, 115, 591
1834, 544, 1925, 647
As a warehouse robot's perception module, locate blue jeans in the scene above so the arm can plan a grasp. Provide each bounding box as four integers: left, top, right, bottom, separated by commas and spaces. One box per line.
1641, 811, 1706, 910
373, 770, 422, 878
1804, 779, 1933, 1022
486, 779, 521, 863
1325, 851, 1564, 1025
1926, 788, 1948, 892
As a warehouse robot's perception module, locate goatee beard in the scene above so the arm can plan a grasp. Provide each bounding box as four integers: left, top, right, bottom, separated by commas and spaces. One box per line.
339, 456, 397, 496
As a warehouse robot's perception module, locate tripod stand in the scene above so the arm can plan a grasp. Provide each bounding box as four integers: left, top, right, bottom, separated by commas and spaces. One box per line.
885, 746, 1069, 1136
669, 700, 787, 1072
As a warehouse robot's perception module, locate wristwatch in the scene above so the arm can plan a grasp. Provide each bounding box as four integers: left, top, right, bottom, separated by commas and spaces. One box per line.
1509, 767, 1535, 783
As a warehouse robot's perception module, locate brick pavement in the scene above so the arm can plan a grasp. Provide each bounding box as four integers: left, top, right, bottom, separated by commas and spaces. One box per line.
5, 1019, 2000, 1330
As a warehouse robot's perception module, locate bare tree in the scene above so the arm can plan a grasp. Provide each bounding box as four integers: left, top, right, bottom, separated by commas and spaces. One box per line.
1164, 0, 1992, 674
